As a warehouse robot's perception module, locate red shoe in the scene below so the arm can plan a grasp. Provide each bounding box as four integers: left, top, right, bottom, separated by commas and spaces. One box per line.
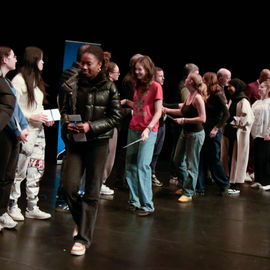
70, 242, 86, 256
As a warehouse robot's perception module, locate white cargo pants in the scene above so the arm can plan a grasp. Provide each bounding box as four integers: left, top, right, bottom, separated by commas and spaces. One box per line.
9, 127, 45, 209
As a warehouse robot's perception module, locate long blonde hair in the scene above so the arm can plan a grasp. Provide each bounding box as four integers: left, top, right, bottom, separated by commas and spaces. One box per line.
189, 73, 207, 100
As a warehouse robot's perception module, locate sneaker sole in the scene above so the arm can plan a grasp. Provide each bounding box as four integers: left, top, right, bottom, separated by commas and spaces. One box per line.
1, 223, 17, 229
9, 216, 24, 221
25, 214, 51, 220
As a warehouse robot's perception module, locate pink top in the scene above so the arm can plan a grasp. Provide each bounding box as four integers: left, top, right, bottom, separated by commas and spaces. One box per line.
129, 81, 163, 132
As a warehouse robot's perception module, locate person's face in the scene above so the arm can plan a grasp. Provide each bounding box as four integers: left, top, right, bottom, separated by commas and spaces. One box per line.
258, 82, 270, 99
134, 63, 146, 80
109, 65, 120, 82
37, 55, 44, 71
4, 50, 17, 71
184, 74, 193, 89
220, 72, 231, 86
80, 53, 102, 79
228, 83, 236, 95
155, 70, 165, 85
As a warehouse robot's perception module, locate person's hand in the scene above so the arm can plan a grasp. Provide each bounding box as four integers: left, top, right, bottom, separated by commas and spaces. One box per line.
264, 134, 270, 141
75, 123, 90, 133
17, 128, 28, 143
174, 118, 185, 125
67, 123, 79, 134
209, 127, 218, 138
45, 121, 54, 127
30, 113, 48, 123
141, 127, 151, 141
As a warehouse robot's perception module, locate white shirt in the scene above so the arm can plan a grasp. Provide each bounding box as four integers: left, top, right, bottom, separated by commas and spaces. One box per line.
251, 98, 270, 138
12, 73, 44, 129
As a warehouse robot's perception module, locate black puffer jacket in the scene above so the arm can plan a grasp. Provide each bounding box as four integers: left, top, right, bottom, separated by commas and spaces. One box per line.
0, 76, 16, 132
61, 72, 122, 142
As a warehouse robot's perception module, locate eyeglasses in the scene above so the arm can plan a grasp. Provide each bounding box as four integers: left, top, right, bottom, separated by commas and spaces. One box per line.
112, 71, 120, 74
7, 54, 17, 60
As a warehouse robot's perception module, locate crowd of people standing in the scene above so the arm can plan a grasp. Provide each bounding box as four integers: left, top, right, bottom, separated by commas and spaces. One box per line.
1, 44, 270, 256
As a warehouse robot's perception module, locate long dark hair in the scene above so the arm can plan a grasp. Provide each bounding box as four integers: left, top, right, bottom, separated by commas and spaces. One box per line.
20, 46, 47, 107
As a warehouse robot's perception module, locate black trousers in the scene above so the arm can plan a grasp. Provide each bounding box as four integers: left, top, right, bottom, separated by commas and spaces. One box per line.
62, 139, 109, 248
254, 137, 270, 185
0, 130, 20, 215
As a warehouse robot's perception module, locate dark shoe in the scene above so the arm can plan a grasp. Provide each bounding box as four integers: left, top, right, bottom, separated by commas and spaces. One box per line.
195, 190, 205, 196
220, 187, 240, 196
55, 202, 70, 213
127, 204, 137, 212
136, 210, 153, 217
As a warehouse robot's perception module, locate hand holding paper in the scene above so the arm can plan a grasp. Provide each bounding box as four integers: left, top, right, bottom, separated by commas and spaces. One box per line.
43, 109, 61, 121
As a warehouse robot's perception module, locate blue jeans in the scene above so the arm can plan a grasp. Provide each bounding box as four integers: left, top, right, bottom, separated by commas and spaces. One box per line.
197, 128, 229, 192
125, 129, 157, 212
150, 124, 166, 175
173, 129, 205, 196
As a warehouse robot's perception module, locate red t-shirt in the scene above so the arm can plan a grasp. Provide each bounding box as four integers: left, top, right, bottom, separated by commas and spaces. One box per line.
129, 81, 163, 132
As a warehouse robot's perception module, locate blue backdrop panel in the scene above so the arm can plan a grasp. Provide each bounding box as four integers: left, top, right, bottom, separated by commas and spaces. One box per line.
57, 40, 101, 159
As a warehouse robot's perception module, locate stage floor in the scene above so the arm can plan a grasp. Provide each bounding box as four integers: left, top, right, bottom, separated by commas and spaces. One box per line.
0, 160, 270, 270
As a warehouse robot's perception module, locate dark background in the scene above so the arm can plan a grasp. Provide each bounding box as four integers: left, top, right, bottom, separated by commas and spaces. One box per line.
2, 7, 268, 162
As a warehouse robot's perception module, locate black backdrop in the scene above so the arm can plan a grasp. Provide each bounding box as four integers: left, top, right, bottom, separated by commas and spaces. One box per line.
2, 16, 269, 162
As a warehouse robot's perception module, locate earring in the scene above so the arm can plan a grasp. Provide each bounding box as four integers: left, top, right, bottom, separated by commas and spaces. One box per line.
98, 67, 101, 72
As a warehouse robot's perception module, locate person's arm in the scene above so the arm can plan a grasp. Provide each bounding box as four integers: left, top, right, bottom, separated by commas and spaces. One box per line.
210, 93, 230, 138
174, 94, 206, 125
141, 99, 162, 141
0, 80, 16, 131
121, 98, 134, 108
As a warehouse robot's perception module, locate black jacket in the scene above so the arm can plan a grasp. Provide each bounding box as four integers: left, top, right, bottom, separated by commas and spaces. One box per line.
0, 77, 16, 132
61, 72, 122, 142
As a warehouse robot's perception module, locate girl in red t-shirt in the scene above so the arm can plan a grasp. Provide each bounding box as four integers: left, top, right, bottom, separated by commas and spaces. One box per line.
123, 56, 163, 216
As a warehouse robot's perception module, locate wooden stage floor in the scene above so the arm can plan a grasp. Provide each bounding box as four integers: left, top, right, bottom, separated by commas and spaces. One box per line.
0, 159, 270, 270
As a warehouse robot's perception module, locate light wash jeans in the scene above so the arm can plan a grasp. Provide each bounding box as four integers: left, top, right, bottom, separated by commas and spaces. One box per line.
173, 129, 205, 196
125, 128, 157, 212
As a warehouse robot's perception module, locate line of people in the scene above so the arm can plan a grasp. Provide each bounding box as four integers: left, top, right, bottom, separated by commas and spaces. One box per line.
1, 44, 270, 257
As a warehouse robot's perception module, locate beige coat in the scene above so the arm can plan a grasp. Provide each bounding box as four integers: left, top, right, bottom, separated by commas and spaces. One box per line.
221, 98, 254, 183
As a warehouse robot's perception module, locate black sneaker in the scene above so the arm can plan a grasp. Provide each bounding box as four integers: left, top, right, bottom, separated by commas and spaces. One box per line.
136, 210, 153, 217
152, 174, 163, 187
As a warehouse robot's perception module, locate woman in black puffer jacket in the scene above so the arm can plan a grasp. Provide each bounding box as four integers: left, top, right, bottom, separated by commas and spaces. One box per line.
60, 45, 122, 256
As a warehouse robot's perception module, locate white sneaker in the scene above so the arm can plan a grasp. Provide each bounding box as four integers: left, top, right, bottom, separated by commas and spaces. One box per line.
25, 206, 51, 220
227, 189, 240, 195
0, 212, 17, 228
250, 182, 262, 189
71, 242, 86, 256
8, 206, 24, 221
261, 185, 270, 191
245, 172, 252, 182
100, 184, 114, 195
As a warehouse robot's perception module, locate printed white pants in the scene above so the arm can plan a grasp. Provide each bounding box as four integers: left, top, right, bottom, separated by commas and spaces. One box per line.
9, 127, 45, 209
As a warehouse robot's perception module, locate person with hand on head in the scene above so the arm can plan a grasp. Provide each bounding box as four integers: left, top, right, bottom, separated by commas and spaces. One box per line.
8, 46, 54, 221
124, 55, 163, 216
0, 46, 28, 230
61, 45, 122, 256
